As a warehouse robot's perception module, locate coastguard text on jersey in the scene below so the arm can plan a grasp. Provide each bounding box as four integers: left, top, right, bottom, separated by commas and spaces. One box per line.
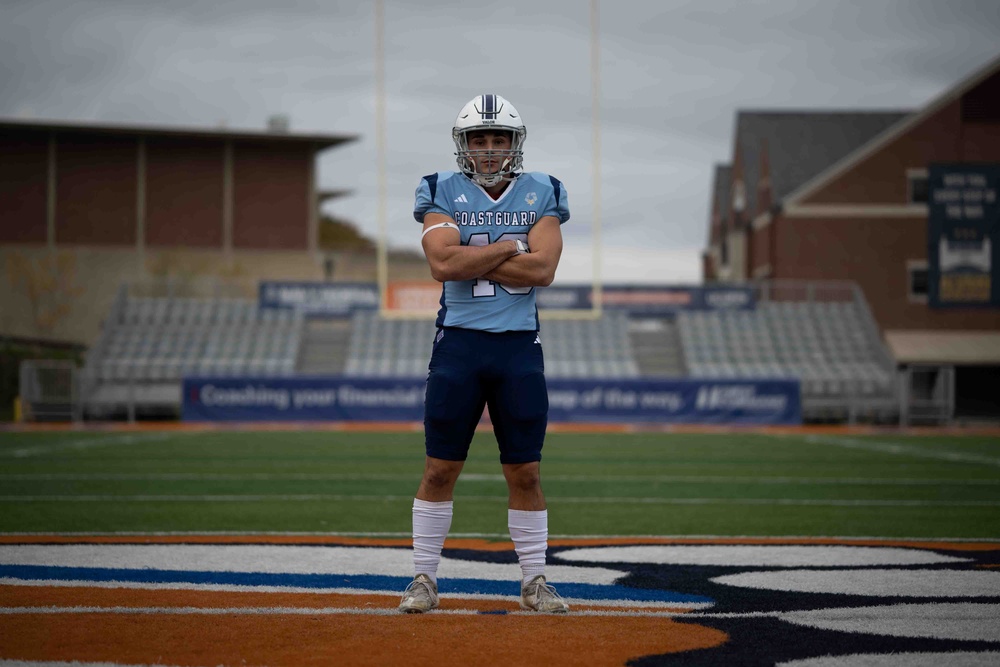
453, 210, 537, 226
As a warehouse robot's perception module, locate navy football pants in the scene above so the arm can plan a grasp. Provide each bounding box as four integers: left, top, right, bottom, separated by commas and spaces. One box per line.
423, 327, 548, 464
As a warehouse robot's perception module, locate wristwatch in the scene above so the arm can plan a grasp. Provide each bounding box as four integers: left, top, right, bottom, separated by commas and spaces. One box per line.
514, 239, 530, 255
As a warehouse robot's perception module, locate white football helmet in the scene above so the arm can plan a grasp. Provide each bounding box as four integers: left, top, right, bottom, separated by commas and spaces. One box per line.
452, 94, 526, 187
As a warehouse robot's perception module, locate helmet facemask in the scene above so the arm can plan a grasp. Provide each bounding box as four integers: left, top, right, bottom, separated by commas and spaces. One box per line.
453, 127, 525, 187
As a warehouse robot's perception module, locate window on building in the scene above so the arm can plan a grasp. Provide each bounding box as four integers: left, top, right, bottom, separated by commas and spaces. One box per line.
908, 260, 928, 303
907, 170, 929, 204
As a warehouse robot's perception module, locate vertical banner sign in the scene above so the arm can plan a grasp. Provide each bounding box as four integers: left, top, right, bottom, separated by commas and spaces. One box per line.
928, 164, 1000, 308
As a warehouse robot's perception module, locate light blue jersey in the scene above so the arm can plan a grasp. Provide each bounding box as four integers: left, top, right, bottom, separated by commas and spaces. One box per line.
414, 171, 570, 332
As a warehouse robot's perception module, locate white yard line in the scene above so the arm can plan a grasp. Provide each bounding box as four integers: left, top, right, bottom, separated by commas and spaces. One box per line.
0, 604, 761, 618
11, 604, 991, 623
803, 435, 1000, 468
0, 660, 193, 667
0, 433, 176, 459
4, 605, 998, 624
1, 472, 996, 486
0, 473, 426, 482
1, 531, 997, 542
1, 494, 997, 507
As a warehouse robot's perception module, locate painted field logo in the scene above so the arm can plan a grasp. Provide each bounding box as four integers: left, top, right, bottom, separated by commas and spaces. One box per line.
0, 537, 998, 665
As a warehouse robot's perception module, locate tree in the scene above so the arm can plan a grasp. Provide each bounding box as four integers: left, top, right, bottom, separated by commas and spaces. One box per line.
319, 215, 375, 252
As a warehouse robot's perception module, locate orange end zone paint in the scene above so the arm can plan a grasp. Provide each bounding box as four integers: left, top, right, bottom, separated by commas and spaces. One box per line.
0, 585, 695, 615
0, 610, 728, 667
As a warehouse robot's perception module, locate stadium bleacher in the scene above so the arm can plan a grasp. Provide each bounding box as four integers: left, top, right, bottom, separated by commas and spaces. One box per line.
81, 295, 303, 416
343, 310, 640, 379
95, 297, 303, 380
678, 299, 897, 417
80, 280, 900, 422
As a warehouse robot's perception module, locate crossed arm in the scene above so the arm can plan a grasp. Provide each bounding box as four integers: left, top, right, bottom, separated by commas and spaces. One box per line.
420, 212, 563, 288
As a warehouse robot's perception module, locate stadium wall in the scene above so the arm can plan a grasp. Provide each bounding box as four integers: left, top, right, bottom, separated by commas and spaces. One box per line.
769, 215, 1000, 332
233, 143, 311, 250
56, 135, 138, 245
0, 130, 48, 243
145, 138, 225, 247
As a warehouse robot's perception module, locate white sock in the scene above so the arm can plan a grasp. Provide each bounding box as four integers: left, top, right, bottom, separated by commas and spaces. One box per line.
508, 508, 548, 584
412, 498, 453, 584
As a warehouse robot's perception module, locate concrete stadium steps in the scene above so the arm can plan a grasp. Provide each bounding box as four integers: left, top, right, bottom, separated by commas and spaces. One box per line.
629, 318, 687, 378
296, 319, 354, 375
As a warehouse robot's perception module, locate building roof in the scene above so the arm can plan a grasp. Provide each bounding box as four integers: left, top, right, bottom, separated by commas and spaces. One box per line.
0, 117, 358, 149
785, 53, 1000, 207
730, 110, 910, 223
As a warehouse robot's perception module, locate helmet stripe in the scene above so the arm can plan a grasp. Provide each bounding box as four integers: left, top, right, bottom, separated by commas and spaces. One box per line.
483, 94, 496, 120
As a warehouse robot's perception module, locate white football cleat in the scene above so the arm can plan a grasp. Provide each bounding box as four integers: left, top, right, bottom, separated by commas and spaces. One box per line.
398, 574, 439, 613
520, 575, 569, 613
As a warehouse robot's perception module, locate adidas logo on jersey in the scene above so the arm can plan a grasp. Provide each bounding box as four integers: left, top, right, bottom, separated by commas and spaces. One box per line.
454, 193, 468, 203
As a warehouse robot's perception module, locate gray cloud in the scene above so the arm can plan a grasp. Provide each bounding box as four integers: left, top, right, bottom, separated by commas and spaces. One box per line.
2, 0, 998, 283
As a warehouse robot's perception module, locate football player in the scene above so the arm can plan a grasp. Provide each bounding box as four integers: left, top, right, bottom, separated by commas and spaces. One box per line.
399, 94, 570, 614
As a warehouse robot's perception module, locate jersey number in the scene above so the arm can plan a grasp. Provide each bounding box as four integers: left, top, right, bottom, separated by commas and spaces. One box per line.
468, 233, 532, 297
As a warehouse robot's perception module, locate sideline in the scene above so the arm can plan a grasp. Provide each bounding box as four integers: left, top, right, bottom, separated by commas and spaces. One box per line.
4, 421, 1000, 436
3, 472, 998, 485
3, 494, 999, 507
803, 434, 1000, 468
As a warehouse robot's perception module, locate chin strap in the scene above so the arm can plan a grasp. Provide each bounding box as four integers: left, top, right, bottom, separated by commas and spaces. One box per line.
474, 166, 518, 188
474, 174, 502, 187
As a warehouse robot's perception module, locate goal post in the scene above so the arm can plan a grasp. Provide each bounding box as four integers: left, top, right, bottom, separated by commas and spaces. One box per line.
373, 0, 603, 322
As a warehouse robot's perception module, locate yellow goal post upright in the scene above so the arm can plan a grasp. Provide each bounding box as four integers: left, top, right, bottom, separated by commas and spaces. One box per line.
373, 0, 604, 322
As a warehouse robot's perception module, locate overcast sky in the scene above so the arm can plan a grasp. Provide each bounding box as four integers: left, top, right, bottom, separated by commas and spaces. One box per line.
2, 0, 998, 284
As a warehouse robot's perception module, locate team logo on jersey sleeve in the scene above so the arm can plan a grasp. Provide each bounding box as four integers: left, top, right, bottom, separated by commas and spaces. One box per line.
525, 192, 537, 206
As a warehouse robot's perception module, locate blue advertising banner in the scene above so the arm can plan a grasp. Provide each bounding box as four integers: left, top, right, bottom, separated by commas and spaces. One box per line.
546, 378, 800, 424
927, 163, 1000, 308
258, 282, 378, 317
183, 376, 425, 422
258, 281, 756, 317
515, 285, 756, 315
183, 377, 800, 425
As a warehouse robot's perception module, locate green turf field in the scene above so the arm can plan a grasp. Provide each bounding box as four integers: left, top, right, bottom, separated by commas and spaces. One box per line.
1, 430, 999, 538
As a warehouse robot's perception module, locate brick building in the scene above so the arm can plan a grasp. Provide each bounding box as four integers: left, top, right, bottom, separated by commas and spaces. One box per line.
0, 118, 356, 344
704, 54, 1000, 417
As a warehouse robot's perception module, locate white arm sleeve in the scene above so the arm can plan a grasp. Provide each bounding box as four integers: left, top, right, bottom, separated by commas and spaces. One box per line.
421, 221, 460, 240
